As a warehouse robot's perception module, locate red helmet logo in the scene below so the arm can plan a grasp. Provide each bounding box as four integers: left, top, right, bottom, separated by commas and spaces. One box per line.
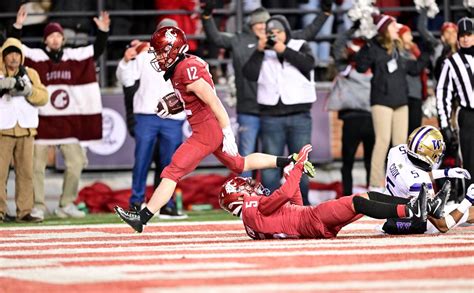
219, 177, 269, 217
149, 26, 188, 72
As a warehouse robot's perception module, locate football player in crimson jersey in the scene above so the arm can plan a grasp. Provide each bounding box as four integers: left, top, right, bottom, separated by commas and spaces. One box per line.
220, 144, 432, 240
114, 26, 313, 233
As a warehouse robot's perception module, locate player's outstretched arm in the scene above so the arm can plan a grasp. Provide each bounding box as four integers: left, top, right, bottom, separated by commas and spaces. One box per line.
431, 167, 471, 180
187, 78, 238, 156
187, 78, 230, 127
430, 184, 474, 233
259, 163, 304, 216
259, 145, 312, 214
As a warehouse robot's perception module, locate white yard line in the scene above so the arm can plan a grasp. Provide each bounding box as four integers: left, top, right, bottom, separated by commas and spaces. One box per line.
0, 220, 242, 231
1, 232, 473, 256
146, 279, 474, 293
1, 257, 472, 285
0, 230, 246, 241
1, 246, 472, 267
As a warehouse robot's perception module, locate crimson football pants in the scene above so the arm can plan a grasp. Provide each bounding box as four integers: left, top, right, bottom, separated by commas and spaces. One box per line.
161, 117, 245, 182
311, 195, 363, 238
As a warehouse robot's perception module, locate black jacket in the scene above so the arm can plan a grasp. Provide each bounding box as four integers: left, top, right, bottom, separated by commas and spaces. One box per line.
202, 12, 328, 115
355, 38, 430, 108
242, 15, 315, 116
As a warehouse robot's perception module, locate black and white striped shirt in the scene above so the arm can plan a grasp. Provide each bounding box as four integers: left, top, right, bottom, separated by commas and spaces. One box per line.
436, 52, 474, 129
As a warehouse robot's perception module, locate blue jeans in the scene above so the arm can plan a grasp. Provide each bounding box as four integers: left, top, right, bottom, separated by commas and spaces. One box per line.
237, 114, 260, 177
130, 114, 184, 206
260, 112, 312, 205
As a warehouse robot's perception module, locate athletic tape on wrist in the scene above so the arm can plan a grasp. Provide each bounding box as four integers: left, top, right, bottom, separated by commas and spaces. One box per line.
445, 215, 456, 229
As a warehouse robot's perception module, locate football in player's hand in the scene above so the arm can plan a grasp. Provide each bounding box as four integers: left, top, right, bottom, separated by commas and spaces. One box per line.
156, 93, 184, 115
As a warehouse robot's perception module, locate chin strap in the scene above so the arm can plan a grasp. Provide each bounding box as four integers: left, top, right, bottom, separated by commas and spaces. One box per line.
163, 54, 185, 81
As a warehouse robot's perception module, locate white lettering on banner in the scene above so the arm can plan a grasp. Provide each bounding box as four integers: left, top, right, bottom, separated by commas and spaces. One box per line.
46, 70, 72, 81
88, 108, 127, 156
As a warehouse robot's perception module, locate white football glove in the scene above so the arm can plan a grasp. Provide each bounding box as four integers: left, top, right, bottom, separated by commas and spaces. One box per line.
432, 167, 471, 180
466, 184, 474, 205
222, 126, 238, 157
155, 100, 171, 119
0, 77, 16, 90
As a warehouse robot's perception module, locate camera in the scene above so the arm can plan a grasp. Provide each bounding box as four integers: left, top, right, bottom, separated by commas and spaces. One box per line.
14, 76, 25, 92
265, 33, 277, 48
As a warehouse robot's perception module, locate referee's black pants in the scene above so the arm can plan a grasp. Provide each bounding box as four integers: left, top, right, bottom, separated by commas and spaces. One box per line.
341, 115, 375, 196
458, 107, 474, 187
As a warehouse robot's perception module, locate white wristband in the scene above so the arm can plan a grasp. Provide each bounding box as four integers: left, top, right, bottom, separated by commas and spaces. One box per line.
458, 199, 472, 214
445, 215, 456, 229
431, 169, 445, 179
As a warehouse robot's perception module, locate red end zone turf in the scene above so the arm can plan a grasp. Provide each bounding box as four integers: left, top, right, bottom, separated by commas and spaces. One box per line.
1, 218, 473, 292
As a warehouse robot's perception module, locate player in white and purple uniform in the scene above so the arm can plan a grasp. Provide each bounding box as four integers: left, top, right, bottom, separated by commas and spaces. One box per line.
381, 125, 474, 234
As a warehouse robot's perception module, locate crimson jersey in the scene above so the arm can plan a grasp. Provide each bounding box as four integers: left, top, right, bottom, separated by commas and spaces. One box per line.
242, 164, 362, 240
160, 54, 245, 182
171, 54, 216, 126
242, 165, 316, 239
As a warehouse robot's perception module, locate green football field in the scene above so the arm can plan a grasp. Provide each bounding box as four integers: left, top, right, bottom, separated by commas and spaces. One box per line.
1, 209, 235, 227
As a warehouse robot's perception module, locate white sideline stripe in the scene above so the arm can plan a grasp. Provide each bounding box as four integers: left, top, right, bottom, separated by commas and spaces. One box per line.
1, 237, 473, 256
0, 220, 242, 231
0, 262, 256, 284
2, 227, 473, 243
0, 217, 384, 232
1, 245, 472, 262
0, 230, 246, 241
2, 233, 474, 248
0, 236, 251, 248
1, 233, 472, 255
146, 279, 474, 293
5, 229, 473, 244
0, 246, 472, 268
1, 257, 472, 284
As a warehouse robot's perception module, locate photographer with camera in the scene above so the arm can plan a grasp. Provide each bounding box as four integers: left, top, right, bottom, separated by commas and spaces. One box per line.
200, 1, 332, 178
243, 15, 316, 205
0, 37, 48, 223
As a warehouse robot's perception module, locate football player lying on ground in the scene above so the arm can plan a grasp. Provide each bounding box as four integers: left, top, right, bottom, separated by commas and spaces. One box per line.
379, 125, 474, 235
219, 144, 441, 240
114, 26, 314, 233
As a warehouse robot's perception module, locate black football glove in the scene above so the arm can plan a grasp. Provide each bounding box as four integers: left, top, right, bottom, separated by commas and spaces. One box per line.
441, 127, 454, 145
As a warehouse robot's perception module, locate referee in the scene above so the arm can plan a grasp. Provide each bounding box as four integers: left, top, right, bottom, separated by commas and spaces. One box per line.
437, 17, 474, 188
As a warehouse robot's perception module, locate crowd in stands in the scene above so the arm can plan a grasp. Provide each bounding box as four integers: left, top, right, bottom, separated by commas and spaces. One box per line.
0, 0, 473, 223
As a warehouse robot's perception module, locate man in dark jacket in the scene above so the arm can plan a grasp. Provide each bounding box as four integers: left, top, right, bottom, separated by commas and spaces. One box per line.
200, 1, 332, 178
242, 15, 316, 205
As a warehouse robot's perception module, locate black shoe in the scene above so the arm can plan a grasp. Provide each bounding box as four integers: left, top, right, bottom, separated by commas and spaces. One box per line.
16, 213, 43, 223
428, 181, 450, 219
129, 202, 143, 212
407, 183, 428, 222
4, 214, 15, 223
159, 206, 188, 220
114, 206, 143, 233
